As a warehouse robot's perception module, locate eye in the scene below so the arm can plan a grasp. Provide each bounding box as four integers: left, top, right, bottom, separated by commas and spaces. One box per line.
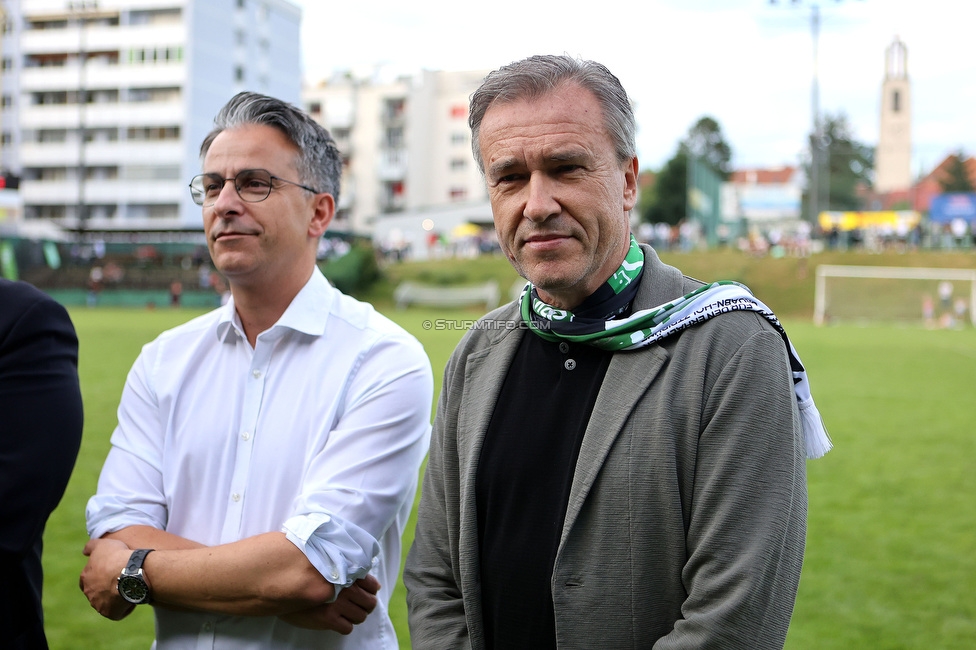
244, 177, 271, 190
202, 175, 224, 194
555, 164, 583, 174
493, 172, 526, 185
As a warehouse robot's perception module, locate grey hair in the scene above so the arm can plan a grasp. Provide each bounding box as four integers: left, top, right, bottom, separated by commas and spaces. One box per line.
200, 91, 341, 204
469, 55, 637, 173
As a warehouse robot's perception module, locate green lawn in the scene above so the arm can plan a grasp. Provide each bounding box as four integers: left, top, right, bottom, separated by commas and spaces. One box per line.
44, 298, 976, 648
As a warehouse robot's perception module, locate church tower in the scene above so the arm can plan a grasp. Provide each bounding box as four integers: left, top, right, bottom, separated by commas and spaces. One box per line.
875, 37, 912, 193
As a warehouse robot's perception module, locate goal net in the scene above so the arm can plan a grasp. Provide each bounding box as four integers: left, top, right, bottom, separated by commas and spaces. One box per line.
814, 265, 976, 327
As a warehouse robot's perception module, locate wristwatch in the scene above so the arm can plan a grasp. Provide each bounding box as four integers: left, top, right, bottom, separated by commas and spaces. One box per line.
117, 548, 154, 605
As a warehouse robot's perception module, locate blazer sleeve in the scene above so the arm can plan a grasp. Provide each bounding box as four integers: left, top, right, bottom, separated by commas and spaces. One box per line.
655, 324, 806, 649
0, 286, 84, 556
403, 343, 473, 649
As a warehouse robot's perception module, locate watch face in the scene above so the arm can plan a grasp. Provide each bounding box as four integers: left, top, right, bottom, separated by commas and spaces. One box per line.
118, 574, 150, 604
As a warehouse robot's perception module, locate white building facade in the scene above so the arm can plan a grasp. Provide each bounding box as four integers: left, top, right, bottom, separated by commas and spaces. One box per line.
304, 67, 489, 235
1, 0, 301, 233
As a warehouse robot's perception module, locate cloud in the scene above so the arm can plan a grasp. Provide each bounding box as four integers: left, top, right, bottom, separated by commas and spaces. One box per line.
296, 0, 975, 173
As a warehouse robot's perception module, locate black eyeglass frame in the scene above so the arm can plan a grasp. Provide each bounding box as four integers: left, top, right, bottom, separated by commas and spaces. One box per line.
188, 169, 321, 206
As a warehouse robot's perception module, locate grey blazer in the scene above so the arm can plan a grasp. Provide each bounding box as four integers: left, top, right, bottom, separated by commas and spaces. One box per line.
404, 246, 806, 650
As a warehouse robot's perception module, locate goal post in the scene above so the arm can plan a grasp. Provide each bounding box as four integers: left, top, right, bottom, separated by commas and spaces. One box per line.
814, 265, 976, 327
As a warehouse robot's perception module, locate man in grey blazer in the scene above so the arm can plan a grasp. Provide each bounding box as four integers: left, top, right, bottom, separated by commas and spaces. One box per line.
404, 55, 828, 649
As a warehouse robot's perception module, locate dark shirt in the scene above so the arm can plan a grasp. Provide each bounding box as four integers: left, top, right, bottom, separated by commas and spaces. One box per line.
476, 332, 611, 649
0, 280, 84, 650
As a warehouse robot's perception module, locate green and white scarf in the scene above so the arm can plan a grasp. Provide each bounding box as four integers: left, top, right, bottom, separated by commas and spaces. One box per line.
519, 235, 831, 459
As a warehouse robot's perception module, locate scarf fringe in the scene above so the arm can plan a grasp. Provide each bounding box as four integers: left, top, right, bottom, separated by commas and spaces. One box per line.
798, 399, 832, 459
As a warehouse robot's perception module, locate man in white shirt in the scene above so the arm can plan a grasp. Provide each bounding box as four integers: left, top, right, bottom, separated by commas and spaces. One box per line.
80, 92, 434, 649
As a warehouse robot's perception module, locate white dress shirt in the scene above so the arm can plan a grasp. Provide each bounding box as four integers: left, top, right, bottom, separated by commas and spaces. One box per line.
86, 267, 433, 649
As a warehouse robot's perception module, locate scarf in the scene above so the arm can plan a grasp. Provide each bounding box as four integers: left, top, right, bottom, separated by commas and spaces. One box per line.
519, 235, 832, 459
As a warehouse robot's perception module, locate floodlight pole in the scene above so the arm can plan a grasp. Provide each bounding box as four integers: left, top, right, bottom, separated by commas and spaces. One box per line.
809, 4, 821, 226
770, 0, 863, 224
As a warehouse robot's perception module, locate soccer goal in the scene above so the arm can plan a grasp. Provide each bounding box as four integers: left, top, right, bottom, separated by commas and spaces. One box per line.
814, 265, 976, 327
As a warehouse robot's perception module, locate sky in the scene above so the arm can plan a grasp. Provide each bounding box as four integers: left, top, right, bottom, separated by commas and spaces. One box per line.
293, 0, 974, 175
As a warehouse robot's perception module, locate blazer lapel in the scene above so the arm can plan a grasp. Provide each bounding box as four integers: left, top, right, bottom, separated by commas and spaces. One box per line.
560, 343, 669, 546
560, 244, 688, 545
455, 321, 524, 631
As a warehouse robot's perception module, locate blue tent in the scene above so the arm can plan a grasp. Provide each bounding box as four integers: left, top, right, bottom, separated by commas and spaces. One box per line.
929, 193, 976, 223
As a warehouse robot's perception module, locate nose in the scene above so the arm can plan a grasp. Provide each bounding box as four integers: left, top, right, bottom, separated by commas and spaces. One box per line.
211, 178, 243, 214
522, 173, 560, 223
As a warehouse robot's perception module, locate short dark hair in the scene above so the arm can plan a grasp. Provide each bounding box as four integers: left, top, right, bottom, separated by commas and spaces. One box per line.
469, 54, 637, 173
200, 92, 341, 203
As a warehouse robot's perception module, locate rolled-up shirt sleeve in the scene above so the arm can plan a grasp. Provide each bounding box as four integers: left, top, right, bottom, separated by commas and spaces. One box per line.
281, 331, 433, 592
86, 342, 168, 539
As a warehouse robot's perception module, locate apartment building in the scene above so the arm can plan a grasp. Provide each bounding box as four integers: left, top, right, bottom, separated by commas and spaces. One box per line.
1, 0, 301, 234
304, 67, 489, 235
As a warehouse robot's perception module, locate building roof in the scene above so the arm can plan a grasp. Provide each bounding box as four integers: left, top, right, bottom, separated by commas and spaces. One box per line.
729, 166, 798, 184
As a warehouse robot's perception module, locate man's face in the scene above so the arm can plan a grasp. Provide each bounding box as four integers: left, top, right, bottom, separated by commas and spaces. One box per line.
201, 124, 331, 290
478, 82, 638, 309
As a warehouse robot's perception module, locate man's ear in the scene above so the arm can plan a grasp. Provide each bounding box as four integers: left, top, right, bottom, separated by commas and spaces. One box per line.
623, 156, 639, 212
309, 192, 335, 238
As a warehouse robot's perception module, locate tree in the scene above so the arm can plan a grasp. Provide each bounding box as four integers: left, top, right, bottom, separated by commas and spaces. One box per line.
642, 150, 687, 226
938, 151, 975, 193
804, 112, 874, 214
642, 116, 732, 225
681, 116, 733, 179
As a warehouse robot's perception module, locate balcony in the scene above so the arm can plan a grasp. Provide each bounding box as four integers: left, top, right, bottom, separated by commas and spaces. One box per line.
19, 101, 184, 129
21, 61, 186, 93
377, 149, 408, 181
20, 23, 184, 56
20, 140, 183, 167
21, 178, 185, 205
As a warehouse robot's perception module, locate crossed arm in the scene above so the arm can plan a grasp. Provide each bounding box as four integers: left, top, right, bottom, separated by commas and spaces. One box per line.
79, 525, 379, 633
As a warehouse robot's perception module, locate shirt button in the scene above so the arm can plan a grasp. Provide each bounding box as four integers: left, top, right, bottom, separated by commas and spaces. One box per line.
252, 370, 261, 378
231, 493, 241, 502
331, 570, 339, 580
564, 358, 577, 371
558, 342, 570, 353
241, 432, 251, 441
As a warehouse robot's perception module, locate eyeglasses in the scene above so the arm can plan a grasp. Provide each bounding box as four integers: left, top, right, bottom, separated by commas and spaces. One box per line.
188, 169, 320, 206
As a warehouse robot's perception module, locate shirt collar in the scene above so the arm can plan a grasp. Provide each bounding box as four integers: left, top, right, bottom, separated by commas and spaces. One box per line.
215, 267, 335, 342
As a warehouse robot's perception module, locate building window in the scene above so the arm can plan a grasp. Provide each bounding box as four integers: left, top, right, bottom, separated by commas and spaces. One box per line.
451, 132, 467, 145
32, 205, 67, 219
126, 126, 181, 141
37, 129, 68, 143
1, 95, 11, 108
85, 127, 119, 142
449, 187, 468, 201
128, 203, 179, 219
892, 90, 900, 113
128, 87, 181, 103
450, 158, 467, 171
1, 57, 11, 70
385, 127, 404, 148
384, 98, 406, 120
235, 66, 244, 82
450, 104, 467, 119
1, 132, 11, 145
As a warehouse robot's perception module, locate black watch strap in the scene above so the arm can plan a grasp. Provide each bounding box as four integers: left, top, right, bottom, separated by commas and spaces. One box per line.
127, 548, 154, 573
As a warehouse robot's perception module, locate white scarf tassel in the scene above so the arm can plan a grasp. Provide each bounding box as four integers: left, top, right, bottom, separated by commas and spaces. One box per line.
798, 398, 832, 459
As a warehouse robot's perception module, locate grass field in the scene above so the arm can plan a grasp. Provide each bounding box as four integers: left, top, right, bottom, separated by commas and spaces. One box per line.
42, 270, 976, 648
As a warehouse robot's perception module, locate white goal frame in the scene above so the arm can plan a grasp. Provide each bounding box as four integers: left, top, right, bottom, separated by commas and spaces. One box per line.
813, 265, 976, 326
